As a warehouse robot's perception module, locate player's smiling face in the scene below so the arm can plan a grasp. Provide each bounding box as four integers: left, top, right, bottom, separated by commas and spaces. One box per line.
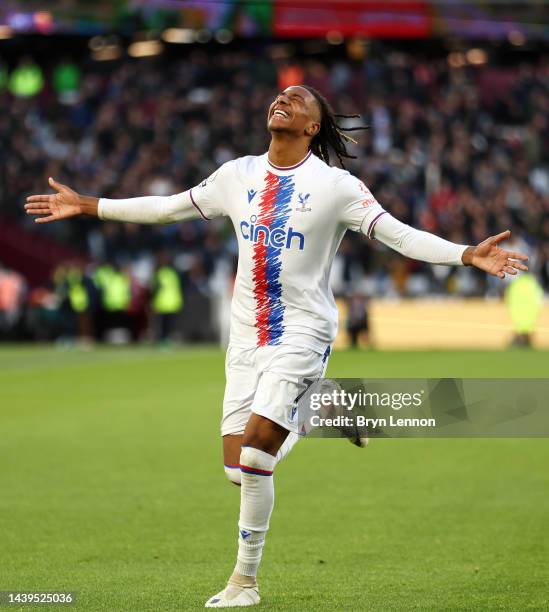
267, 85, 321, 138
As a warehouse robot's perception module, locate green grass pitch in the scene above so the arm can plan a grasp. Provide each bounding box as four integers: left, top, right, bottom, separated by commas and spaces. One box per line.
1, 346, 548, 611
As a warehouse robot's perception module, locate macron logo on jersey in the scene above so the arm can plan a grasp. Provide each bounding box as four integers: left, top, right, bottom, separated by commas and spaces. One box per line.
359, 181, 377, 207
240, 215, 305, 251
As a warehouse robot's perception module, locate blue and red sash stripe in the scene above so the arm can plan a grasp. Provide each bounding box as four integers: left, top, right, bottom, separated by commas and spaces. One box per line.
252, 171, 295, 346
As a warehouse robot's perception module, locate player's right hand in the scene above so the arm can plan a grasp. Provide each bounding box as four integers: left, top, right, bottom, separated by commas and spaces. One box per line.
25, 177, 84, 223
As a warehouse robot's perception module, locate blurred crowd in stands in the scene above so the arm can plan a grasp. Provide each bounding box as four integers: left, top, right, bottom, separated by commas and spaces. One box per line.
1, 46, 548, 342
0, 255, 217, 343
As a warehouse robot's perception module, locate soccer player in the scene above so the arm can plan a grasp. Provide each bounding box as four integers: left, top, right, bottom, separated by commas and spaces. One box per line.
25, 85, 528, 608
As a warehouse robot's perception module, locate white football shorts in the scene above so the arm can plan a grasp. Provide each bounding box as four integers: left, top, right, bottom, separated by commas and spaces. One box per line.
221, 342, 331, 436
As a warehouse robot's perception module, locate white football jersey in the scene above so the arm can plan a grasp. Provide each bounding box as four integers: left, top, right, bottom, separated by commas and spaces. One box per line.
190, 151, 386, 353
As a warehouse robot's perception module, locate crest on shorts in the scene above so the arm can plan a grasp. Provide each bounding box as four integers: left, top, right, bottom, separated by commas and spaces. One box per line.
290, 404, 298, 421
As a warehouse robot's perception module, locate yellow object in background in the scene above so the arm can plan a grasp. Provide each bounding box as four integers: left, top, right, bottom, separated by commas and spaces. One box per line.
505, 274, 544, 334
152, 266, 183, 314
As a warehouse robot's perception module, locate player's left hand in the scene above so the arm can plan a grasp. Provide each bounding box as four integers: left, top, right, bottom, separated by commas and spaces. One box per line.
464, 230, 529, 278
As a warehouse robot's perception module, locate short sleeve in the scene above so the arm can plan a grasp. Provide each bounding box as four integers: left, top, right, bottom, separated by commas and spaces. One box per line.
189, 160, 235, 220
336, 172, 386, 236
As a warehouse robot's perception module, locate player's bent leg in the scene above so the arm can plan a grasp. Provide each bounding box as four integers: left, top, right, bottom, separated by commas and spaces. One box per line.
223, 434, 243, 486
205, 415, 287, 608
275, 431, 299, 463
222, 429, 297, 488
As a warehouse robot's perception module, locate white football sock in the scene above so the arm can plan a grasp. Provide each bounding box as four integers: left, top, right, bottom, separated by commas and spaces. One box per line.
234, 446, 276, 578
275, 431, 299, 464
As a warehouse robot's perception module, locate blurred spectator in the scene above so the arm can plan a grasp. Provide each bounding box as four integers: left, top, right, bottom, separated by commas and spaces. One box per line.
25, 286, 58, 341
0, 264, 26, 339
506, 274, 544, 348
346, 291, 371, 349
53, 60, 81, 104
93, 263, 132, 342
53, 261, 96, 343
152, 253, 184, 343
8, 57, 44, 97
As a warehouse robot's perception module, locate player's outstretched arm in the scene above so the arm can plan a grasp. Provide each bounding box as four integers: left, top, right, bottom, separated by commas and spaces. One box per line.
25, 178, 99, 223
25, 177, 200, 225
371, 214, 528, 278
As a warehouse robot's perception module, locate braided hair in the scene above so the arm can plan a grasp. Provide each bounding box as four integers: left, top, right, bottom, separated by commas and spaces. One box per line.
302, 85, 368, 169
